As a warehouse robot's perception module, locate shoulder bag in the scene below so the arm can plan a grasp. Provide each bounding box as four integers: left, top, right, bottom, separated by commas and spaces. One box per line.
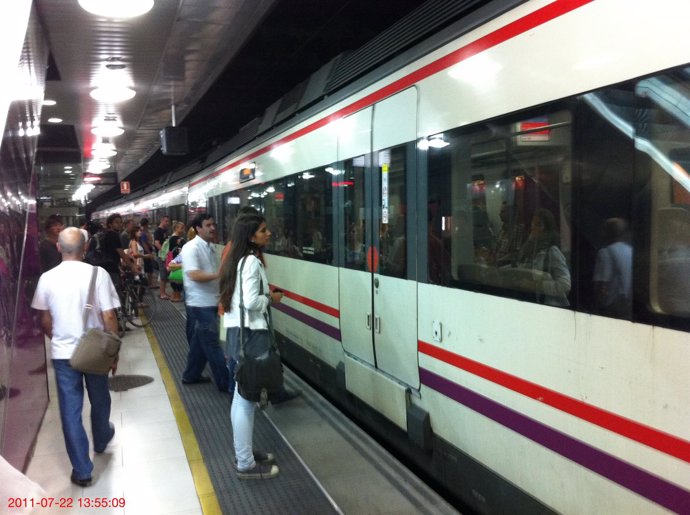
234, 256, 284, 407
69, 267, 121, 375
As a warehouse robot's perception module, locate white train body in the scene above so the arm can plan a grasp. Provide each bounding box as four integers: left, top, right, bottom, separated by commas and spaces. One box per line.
96, 1, 690, 512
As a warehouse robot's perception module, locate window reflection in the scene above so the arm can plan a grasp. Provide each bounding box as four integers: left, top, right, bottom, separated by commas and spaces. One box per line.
230, 166, 335, 264
427, 110, 573, 307
378, 146, 407, 278
343, 156, 367, 270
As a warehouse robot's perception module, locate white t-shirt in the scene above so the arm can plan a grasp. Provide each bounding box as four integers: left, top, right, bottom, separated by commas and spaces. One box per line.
180, 236, 220, 307
593, 241, 632, 304
31, 261, 120, 359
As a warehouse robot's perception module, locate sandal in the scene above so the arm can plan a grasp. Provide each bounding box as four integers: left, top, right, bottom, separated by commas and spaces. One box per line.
159, 294, 171, 300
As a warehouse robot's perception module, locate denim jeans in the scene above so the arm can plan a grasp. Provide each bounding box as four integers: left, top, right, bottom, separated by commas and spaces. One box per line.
182, 305, 229, 391
231, 386, 256, 470
52, 359, 112, 480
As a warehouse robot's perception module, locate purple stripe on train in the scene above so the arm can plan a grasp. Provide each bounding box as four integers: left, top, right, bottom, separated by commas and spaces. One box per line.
420, 368, 690, 513
271, 302, 341, 342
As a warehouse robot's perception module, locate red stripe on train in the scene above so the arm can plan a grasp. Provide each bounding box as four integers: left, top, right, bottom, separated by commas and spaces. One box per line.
191, 0, 594, 188
419, 340, 690, 463
270, 284, 339, 318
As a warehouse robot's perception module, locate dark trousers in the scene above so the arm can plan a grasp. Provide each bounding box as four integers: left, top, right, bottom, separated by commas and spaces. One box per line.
182, 305, 229, 391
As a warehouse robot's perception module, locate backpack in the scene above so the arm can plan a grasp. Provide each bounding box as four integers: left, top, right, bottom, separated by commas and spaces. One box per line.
85, 233, 111, 267
157, 237, 170, 260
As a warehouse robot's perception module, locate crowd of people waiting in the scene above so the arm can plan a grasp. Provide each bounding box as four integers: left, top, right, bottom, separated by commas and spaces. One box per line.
32, 209, 300, 487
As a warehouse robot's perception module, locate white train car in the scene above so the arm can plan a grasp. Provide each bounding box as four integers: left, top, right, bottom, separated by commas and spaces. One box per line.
98, 1, 690, 512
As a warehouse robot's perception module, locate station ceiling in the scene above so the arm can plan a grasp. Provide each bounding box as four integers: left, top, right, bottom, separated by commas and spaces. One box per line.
34, 0, 429, 212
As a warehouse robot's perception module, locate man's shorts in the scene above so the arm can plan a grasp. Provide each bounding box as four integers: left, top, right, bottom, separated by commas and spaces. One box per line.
157, 258, 169, 280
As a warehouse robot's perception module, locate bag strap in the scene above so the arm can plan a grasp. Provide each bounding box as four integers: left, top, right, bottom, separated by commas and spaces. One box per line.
238, 256, 248, 359
82, 267, 98, 333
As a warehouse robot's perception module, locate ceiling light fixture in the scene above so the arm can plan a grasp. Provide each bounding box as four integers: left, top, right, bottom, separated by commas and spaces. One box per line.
47, 117, 63, 123
44, 99, 57, 106
92, 146, 117, 158
91, 125, 124, 137
90, 86, 136, 103
78, 0, 154, 19
87, 159, 111, 172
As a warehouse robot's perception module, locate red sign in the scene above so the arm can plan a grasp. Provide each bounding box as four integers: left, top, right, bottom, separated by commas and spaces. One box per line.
518, 119, 550, 142
120, 181, 131, 194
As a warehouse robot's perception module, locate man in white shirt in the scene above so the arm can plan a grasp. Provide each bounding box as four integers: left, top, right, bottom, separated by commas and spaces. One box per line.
593, 217, 632, 318
31, 227, 120, 487
180, 214, 229, 392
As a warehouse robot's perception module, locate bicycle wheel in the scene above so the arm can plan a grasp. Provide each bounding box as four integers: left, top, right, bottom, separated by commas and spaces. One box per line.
125, 284, 157, 327
116, 309, 127, 338
122, 286, 136, 327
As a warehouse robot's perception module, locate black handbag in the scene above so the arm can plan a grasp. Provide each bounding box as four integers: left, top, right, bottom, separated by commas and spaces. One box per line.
70, 267, 121, 375
234, 256, 284, 406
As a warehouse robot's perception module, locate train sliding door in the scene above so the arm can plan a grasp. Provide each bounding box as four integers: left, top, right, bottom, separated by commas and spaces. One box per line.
339, 88, 419, 390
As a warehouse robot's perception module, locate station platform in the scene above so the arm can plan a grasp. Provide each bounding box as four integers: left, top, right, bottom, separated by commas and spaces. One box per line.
26, 295, 459, 514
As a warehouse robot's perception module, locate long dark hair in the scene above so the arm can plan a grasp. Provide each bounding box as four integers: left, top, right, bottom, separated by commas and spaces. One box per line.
533, 208, 560, 249
219, 214, 266, 310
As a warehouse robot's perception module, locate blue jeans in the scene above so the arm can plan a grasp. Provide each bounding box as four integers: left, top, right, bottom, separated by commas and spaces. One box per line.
52, 359, 112, 480
231, 386, 256, 470
182, 306, 229, 391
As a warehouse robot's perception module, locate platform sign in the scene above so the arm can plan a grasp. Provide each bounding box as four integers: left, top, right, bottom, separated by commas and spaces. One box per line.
120, 181, 131, 194
516, 117, 550, 143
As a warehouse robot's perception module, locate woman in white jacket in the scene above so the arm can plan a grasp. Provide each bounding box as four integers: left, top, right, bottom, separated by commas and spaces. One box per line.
219, 214, 283, 480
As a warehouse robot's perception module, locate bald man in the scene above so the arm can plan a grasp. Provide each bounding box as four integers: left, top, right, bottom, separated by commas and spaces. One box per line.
31, 227, 120, 487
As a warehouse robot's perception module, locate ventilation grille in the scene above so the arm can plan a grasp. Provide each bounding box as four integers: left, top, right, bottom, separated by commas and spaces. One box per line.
324, 0, 489, 93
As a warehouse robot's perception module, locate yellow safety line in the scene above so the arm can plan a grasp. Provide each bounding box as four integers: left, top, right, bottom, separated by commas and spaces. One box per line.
143, 323, 222, 515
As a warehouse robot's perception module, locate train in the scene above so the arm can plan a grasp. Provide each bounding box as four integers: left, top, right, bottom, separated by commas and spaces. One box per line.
94, 0, 690, 513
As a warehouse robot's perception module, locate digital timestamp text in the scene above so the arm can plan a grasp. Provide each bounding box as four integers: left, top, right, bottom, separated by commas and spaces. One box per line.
7, 497, 126, 509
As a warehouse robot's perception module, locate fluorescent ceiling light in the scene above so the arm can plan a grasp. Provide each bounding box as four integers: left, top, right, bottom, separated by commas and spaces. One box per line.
47, 117, 62, 123
78, 0, 154, 19
92, 146, 117, 158
88, 159, 111, 172
43, 99, 57, 106
92, 125, 124, 137
90, 86, 136, 103
428, 136, 449, 148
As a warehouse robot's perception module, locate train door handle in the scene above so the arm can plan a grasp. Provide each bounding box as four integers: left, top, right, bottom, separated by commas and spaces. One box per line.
374, 316, 381, 334
374, 277, 379, 289
366, 313, 372, 330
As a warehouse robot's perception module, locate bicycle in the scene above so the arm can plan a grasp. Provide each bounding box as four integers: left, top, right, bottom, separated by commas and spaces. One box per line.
120, 272, 157, 327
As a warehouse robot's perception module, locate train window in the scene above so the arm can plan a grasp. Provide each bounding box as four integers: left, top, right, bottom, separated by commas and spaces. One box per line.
220, 193, 243, 243
427, 110, 573, 307
377, 146, 408, 278
253, 166, 335, 264
637, 67, 690, 319
574, 87, 635, 319
343, 155, 367, 270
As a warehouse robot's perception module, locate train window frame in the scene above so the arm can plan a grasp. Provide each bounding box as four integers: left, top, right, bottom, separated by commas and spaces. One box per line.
632, 65, 690, 330
424, 64, 690, 332
426, 105, 575, 308
222, 165, 336, 265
